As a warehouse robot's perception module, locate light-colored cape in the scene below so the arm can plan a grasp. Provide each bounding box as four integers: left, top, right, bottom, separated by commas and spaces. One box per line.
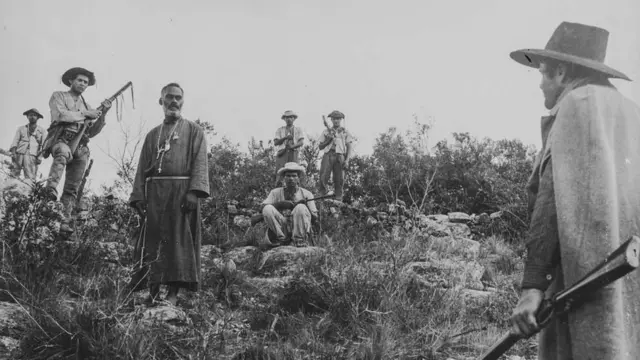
538, 84, 640, 360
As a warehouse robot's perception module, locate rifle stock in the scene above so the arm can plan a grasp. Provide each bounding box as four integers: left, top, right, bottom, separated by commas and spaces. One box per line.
477, 235, 640, 360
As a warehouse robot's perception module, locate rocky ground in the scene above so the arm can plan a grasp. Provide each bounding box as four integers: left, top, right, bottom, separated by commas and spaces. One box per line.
0, 181, 536, 359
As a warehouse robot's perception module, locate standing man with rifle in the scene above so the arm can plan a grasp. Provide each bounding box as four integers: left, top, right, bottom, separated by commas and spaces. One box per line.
273, 110, 305, 184
9, 108, 46, 181
507, 22, 640, 360
318, 110, 353, 202
43, 67, 112, 233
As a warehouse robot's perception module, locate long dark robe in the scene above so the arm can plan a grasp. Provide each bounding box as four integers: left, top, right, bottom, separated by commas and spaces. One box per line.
128, 118, 210, 291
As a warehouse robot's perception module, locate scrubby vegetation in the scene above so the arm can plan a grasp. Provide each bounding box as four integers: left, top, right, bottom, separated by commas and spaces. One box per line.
0, 123, 538, 359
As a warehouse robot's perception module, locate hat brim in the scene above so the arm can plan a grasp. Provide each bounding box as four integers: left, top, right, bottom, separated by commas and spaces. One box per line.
281, 115, 298, 119
62, 67, 96, 87
23, 110, 43, 119
276, 168, 306, 178
510, 48, 631, 81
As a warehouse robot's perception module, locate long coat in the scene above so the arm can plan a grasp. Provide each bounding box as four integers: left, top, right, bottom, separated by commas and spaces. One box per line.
528, 84, 640, 360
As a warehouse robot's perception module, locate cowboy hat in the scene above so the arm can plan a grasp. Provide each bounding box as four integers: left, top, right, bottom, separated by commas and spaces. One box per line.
510, 22, 630, 81
276, 162, 306, 177
328, 110, 344, 119
22, 108, 43, 119
61, 67, 96, 87
281, 110, 298, 119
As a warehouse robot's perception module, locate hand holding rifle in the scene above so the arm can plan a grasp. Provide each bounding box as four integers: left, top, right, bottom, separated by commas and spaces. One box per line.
251, 192, 336, 226
476, 236, 640, 360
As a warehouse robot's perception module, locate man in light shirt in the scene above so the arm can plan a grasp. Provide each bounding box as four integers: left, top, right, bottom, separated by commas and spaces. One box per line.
273, 110, 305, 184
43, 67, 112, 233
9, 108, 46, 181
318, 110, 353, 202
261, 162, 317, 247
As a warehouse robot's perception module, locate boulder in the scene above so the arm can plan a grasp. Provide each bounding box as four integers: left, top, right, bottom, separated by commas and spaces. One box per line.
221, 258, 237, 280
426, 214, 449, 223
402, 259, 485, 291
428, 237, 480, 260
226, 246, 260, 270
245, 276, 293, 296
142, 305, 189, 326
0, 301, 26, 358
446, 222, 471, 239
459, 289, 496, 304
233, 215, 251, 229
418, 216, 451, 237
475, 212, 490, 224
448, 212, 471, 223
257, 246, 326, 274
457, 238, 481, 260
0, 336, 19, 360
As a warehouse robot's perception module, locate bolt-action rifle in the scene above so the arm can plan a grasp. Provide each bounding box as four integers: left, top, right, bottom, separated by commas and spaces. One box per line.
250, 192, 336, 226
40, 81, 135, 159
67, 81, 135, 155
477, 235, 640, 360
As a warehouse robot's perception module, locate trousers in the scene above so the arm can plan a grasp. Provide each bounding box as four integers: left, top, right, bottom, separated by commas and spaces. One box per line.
318, 151, 344, 201
262, 204, 311, 242
46, 141, 90, 218
11, 154, 38, 180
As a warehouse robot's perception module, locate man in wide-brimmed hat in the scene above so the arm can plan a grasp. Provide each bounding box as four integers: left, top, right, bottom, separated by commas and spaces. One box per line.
8, 108, 46, 180
261, 162, 318, 247
273, 110, 306, 184
318, 110, 353, 202
507, 22, 640, 360
43, 67, 112, 233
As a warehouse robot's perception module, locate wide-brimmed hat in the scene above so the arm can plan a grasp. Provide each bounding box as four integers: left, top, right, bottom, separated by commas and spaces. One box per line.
61, 67, 96, 87
281, 110, 298, 119
328, 110, 344, 119
277, 162, 306, 178
510, 22, 630, 81
22, 108, 43, 119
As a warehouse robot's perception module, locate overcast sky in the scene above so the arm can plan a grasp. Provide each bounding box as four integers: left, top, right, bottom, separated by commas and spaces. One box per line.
1, 0, 638, 193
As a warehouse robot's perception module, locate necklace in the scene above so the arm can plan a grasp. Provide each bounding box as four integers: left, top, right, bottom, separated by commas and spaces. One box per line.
156, 118, 182, 174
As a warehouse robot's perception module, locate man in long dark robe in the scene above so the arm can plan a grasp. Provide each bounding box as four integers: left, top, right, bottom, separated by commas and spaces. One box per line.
508, 22, 640, 360
128, 83, 210, 306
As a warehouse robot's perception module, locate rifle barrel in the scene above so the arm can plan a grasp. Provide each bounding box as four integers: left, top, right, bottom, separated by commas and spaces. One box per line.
477, 333, 520, 360
476, 235, 640, 360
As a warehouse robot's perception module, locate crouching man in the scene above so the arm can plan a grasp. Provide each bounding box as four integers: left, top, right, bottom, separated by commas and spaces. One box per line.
261, 162, 317, 247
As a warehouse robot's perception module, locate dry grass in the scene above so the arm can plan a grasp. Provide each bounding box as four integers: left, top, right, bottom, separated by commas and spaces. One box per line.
1, 194, 536, 360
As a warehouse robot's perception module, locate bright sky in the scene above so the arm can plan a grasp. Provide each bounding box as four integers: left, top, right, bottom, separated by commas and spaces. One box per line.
1, 0, 639, 193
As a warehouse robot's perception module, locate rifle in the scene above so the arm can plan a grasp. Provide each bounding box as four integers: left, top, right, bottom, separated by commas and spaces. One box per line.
75, 158, 93, 206
322, 115, 337, 138
67, 81, 135, 155
250, 192, 336, 226
477, 235, 640, 360
276, 126, 295, 158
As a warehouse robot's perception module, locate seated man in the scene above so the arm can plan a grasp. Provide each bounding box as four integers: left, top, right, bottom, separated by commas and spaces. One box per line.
261, 162, 318, 247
